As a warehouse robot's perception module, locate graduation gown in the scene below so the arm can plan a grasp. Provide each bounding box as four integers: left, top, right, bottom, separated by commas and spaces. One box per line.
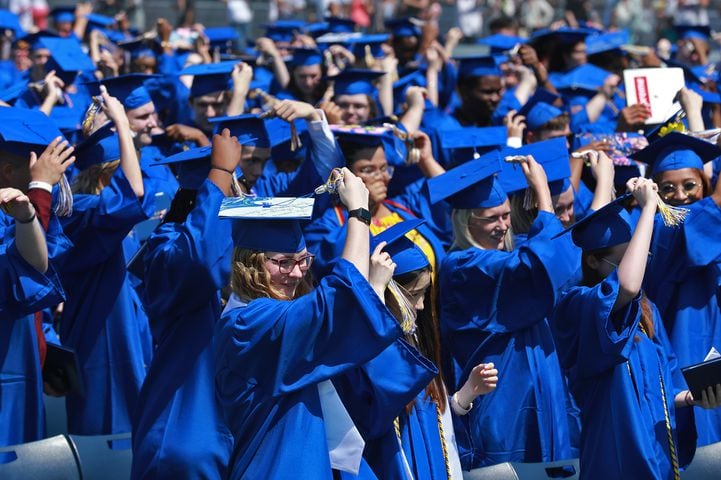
57, 170, 155, 435
439, 212, 580, 469
644, 196, 721, 446
552, 272, 697, 480
0, 239, 65, 447
131, 179, 233, 479
214, 260, 412, 479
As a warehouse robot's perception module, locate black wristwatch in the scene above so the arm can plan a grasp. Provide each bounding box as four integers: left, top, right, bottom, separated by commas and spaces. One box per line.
348, 208, 371, 225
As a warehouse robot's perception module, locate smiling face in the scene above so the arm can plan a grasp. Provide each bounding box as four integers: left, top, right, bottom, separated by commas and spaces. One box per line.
126, 102, 158, 147
467, 200, 512, 250
264, 249, 313, 299
335, 93, 372, 125
655, 168, 706, 207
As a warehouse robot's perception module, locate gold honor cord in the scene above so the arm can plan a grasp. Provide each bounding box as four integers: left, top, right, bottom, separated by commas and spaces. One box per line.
393, 402, 452, 480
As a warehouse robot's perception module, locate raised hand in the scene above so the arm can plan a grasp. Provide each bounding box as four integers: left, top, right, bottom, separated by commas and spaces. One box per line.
30, 137, 76, 185
211, 127, 241, 172
369, 241, 396, 299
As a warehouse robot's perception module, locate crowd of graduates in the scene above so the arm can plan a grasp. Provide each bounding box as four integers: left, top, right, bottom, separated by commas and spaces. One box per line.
4, 3, 721, 480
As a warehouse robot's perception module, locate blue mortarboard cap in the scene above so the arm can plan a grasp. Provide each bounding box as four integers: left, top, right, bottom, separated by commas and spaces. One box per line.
689, 83, 721, 104
204, 27, 240, 53
440, 126, 508, 152
40, 37, 95, 72
325, 16, 356, 34
0, 107, 63, 157
477, 33, 527, 53
150, 144, 212, 189
497, 137, 571, 194
586, 30, 630, 56
392, 70, 426, 101
85, 13, 116, 30
427, 150, 506, 208
530, 26, 594, 44
550, 63, 611, 96
518, 89, 563, 130
330, 68, 385, 96
305, 22, 329, 38
289, 47, 323, 67
20, 30, 60, 50
332, 125, 408, 167
371, 219, 430, 276
346, 33, 389, 59
630, 131, 721, 174
0, 10, 23, 36
50, 6, 75, 24
675, 24, 711, 41
118, 37, 163, 59
209, 114, 271, 148
88, 74, 157, 110
456, 55, 503, 78
180, 61, 237, 97
74, 123, 120, 170
385, 18, 422, 38
558, 194, 633, 250
231, 218, 306, 252
263, 20, 305, 43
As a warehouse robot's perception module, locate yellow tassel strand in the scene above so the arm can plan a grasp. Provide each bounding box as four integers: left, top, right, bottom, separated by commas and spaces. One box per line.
656, 194, 690, 227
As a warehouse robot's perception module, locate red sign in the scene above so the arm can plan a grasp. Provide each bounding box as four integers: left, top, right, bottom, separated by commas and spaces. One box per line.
634, 76, 651, 115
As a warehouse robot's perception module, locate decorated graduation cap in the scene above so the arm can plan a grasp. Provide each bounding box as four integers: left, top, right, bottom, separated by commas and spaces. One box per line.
209, 114, 271, 148
439, 126, 508, 166
498, 137, 571, 195
288, 47, 323, 67
325, 16, 356, 34
74, 123, 120, 170
385, 18, 422, 38
557, 194, 633, 251
477, 33, 527, 53
518, 89, 563, 131
88, 74, 157, 110
675, 24, 711, 41
332, 124, 409, 167
456, 55, 503, 78
586, 30, 630, 56
50, 6, 75, 24
179, 61, 237, 98
371, 219, 430, 276
630, 131, 721, 175
0, 106, 63, 158
329, 68, 385, 96
427, 149, 506, 209
40, 37, 95, 83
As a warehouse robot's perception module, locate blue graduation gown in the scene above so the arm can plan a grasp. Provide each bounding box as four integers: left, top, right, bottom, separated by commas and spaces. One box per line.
131, 179, 233, 479
552, 273, 696, 479
645, 196, 721, 446
0, 240, 65, 447
439, 212, 580, 469
213, 260, 406, 479
57, 170, 155, 435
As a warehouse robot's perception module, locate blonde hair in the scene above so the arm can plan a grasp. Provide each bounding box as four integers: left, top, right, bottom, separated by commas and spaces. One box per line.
451, 208, 514, 252
230, 248, 313, 302
509, 193, 536, 236
71, 160, 120, 195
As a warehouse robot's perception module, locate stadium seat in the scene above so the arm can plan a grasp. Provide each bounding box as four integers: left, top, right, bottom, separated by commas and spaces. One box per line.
683, 441, 721, 480
464, 458, 580, 480
70, 432, 133, 480
0, 434, 82, 480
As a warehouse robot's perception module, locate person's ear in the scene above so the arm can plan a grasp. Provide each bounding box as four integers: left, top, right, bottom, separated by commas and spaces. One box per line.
585, 253, 600, 271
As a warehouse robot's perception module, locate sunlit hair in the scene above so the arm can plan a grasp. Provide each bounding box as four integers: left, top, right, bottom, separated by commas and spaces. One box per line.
509, 193, 536, 235
71, 160, 120, 195
451, 208, 514, 251
535, 112, 570, 136
230, 248, 312, 302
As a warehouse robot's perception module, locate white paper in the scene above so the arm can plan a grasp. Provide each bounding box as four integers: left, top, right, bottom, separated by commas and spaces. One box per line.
704, 347, 721, 362
623, 67, 685, 124
219, 196, 314, 220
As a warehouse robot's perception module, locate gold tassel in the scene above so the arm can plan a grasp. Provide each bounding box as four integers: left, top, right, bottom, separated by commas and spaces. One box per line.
387, 280, 417, 334
82, 96, 104, 137
656, 193, 689, 227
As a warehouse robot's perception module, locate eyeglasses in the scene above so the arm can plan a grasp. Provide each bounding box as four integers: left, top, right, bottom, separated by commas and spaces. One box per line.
659, 181, 701, 199
356, 165, 394, 179
267, 254, 315, 274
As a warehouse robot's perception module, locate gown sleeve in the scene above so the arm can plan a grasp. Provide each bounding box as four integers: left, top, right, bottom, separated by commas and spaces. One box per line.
214, 259, 403, 398
304, 206, 347, 279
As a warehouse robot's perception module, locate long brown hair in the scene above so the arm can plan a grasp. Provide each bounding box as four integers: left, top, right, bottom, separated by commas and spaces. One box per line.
386, 267, 448, 413
230, 248, 313, 302
581, 248, 654, 339
71, 160, 120, 195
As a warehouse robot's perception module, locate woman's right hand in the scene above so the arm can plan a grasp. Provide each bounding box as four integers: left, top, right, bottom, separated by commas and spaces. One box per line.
336, 168, 369, 211
369, 241, 396, 300
0, 188, 35, 222
100, 86, 129, 128
627, 177, 658, 210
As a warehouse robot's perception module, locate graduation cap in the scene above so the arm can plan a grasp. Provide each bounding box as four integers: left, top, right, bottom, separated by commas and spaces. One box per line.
0, 9, 23, 36
385, 18, 422, 38
263, 20, 306, 43
87, 74, 157, 110
0, 106, 63, 158
476, 33, 527, 53
288, 47, 323, 67
74, 123, 120, 170
85, 13, 117, 31
497, 137, 571, 195
39, 37, 95, 81
305, 22, 329, 38
371, 218, 430, 276
268, 117, 309, 164
19, 30, 60, 50
179, 61, 237, 97
675, 24, 711, 41
346, 33, 389, 59
329, 68, 385, 96
517, 89, 563, 131
586, 30, 630, 56
204, 27, 240, 51
630, 131, 721, 175
427, 149, 506, 208
325, 16, 356, 34
118, 37, 163, 60
530, 26, 594, 45
392, 70, 426, 103
456, 55, 503, 78
49, 6, 75, 24
550, 63, 612, 97
152, 145, 212, 189
439, 126, 508, 165
332, 124, 408, 167
556, 194, 633, 250
209, 114, 271, 148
